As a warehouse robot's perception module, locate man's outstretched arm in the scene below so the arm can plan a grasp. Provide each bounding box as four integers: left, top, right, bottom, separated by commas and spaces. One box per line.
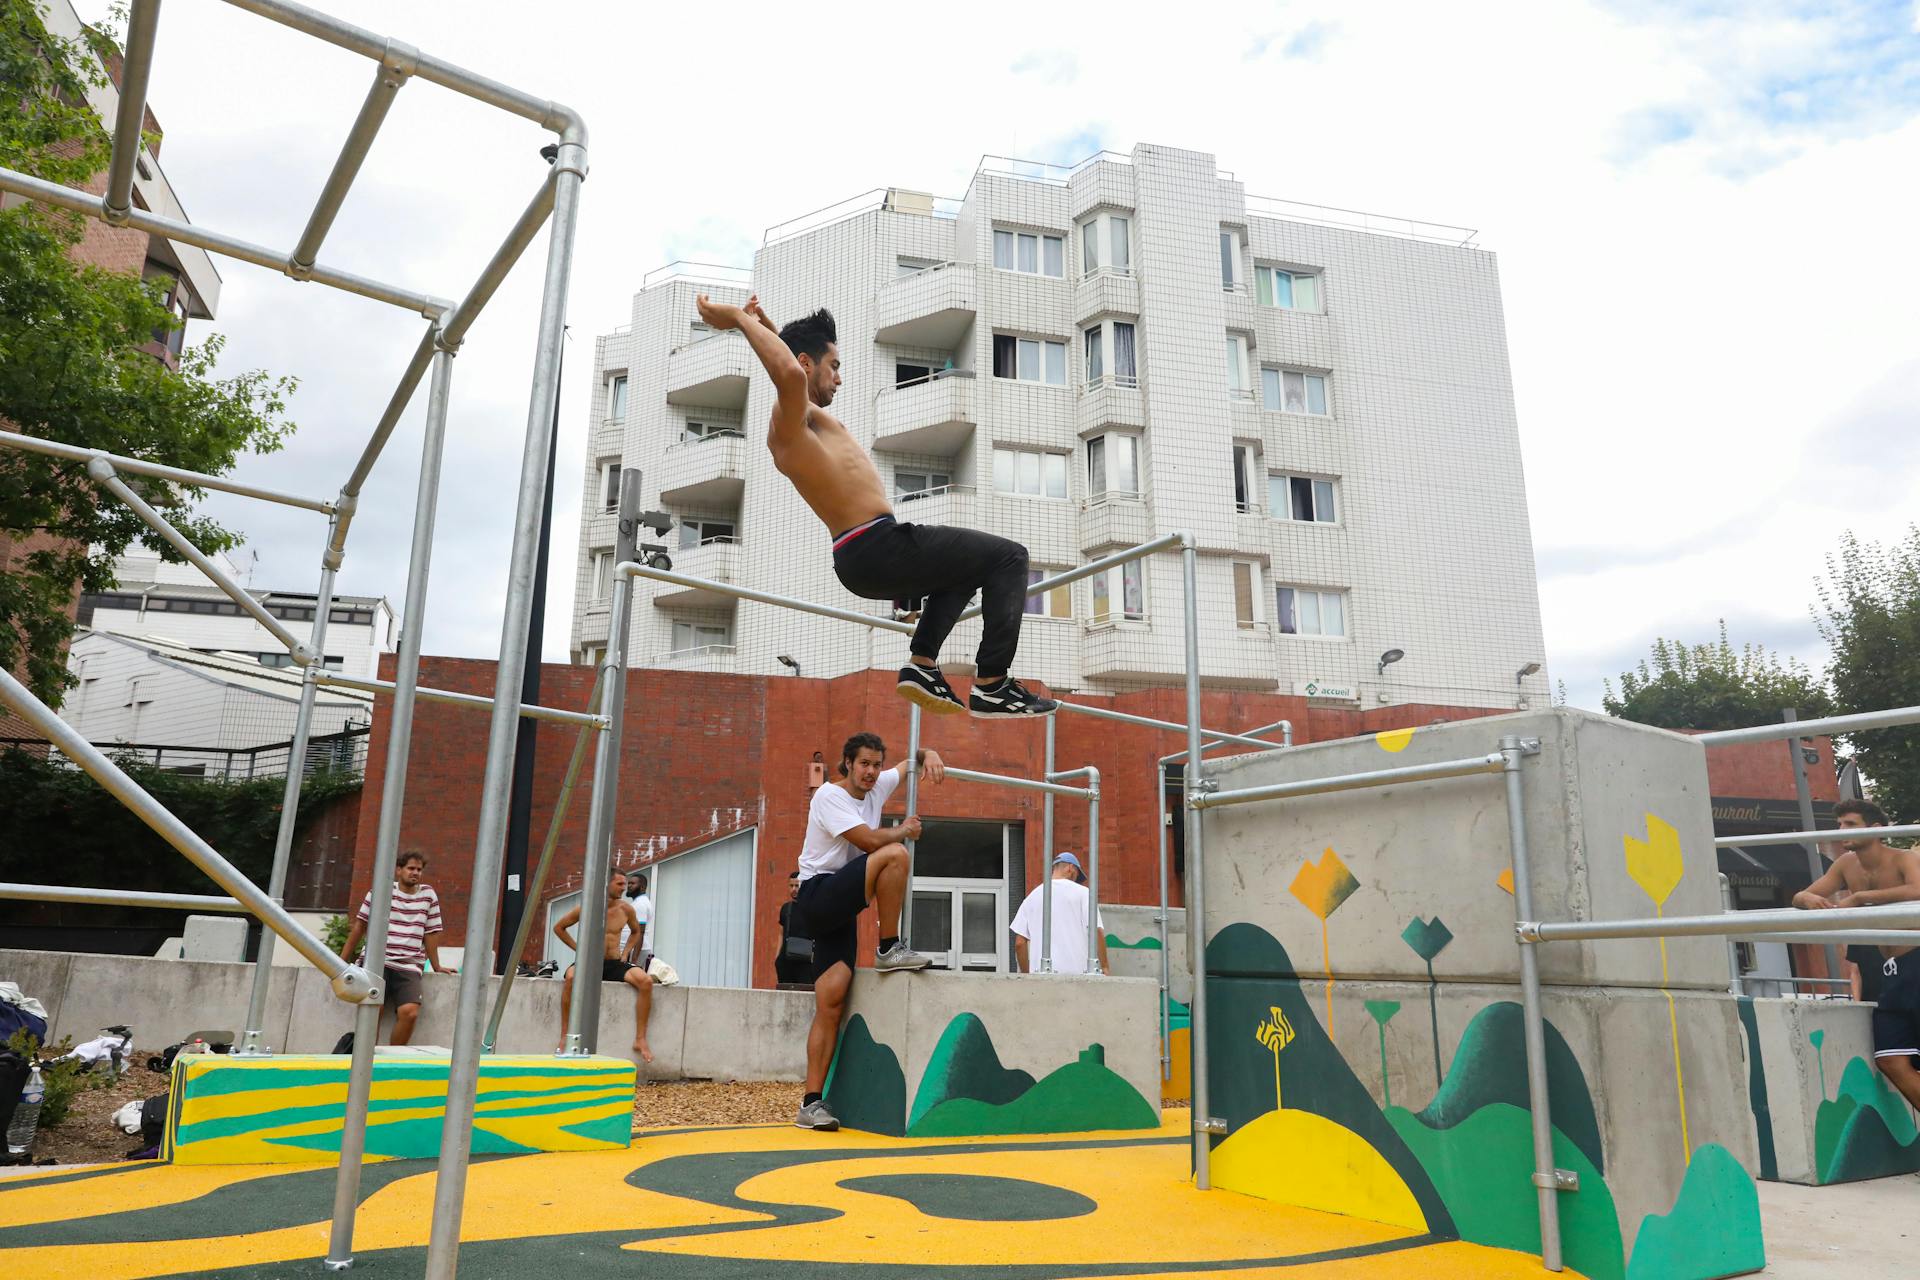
697, 293, 808, 440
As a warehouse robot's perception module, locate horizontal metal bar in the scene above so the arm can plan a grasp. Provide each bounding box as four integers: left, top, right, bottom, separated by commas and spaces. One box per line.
0, 431, 335, 513
440, 176, 556, 348
0, 166, 448, 316
1718, 825, 1920, 848
1521, 901, 1920, 944
1193, 753, 1506, 809
1733, 931, 1920, 947
0, 882, 248, 913
313, 671, 609, 728
291, 60, 410, 271
102, 0, 161, 219
1060, 701, 1285, 751
956, 532, 1185, 623
618, 559, 916, 635
1697, 705, 1920, 746
1161, 720, 1293, 766
945, 765, 1091, 799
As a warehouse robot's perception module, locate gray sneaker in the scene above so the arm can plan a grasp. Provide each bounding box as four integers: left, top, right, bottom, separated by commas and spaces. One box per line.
874, 943, 933, 973
795, 1098, 840, 1130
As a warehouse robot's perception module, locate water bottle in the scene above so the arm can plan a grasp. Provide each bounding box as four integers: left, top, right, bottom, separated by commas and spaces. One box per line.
6, 1065, 45, 1157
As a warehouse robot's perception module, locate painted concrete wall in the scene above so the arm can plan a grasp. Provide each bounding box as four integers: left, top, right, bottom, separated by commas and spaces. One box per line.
1746, 997, 1920, 1187
1103, 904, 1189, 1004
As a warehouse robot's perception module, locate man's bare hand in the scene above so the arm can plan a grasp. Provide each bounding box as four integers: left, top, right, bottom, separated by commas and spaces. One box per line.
918, 748, 946, 785
696, 293, 744, 330
899, 815, 923, 842
1795, 892, 1836, 911
744, 294, 778, 333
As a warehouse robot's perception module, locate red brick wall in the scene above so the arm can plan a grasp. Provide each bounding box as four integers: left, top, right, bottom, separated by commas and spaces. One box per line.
349, 657, 1497, 986
1701, 736, 1840, 803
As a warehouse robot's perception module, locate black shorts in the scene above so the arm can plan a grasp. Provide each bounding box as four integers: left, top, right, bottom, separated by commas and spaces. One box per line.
600, 958, 638, 984
1871, 949, 1920, 1060
794, 855, 871, 982
383, 966, 423, 1010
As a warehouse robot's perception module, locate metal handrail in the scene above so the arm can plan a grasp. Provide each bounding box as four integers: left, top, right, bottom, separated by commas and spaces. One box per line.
1191, 752, 1507, 809
0, 883, 247, 913
1696, 704, 1920, 746
1520, 900, 1920, 944
1718, 824, 1920, 848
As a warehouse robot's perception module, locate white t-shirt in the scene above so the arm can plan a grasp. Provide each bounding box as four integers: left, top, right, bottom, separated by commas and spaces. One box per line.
617, 893, 653, 955
1010, 878, 1105, 975
799, 770, 902, 882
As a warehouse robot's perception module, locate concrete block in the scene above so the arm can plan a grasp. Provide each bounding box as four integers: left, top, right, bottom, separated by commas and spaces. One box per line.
0, 948, 73, 1036
181, 915, 248, 962
1200, 707, 1729, 991
52, 953, 297, 1052
828, 969, 1161, 1137
1746, 997, 1918, 1186
680, 985, 811, 1081
1103, 904, 1189, 1004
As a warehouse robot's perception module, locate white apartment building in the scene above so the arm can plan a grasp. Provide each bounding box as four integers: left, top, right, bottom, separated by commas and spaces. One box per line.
571, 143, 1547, 711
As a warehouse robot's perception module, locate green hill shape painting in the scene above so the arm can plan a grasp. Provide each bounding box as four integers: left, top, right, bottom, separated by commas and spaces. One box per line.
825, 1011, 1156, 1138
1625, 1143, 1765, 1280
1815, 1054, 1920, 1184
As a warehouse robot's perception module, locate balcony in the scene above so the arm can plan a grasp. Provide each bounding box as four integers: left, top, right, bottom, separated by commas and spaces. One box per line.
874, 371, 975, 454
1074, 269, 1139, 324
893, 483, 979, 529
1076, 376, 1146, 435
665, 331, 751, 410
650, 539, 740, 608
1079, 496, 1153, 554
875, 262, 976, 348
656, 430, 745, 507
653, 644, 737, 674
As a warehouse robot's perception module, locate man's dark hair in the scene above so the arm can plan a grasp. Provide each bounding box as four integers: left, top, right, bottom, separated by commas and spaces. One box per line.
629, 873, 648, 891
399, 851, 427, 869
1835, 798, 1889, 828
838, 731, 886, 776
780, 309, 837, 362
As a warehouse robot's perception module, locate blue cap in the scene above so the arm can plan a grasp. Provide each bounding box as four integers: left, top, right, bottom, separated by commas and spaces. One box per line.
1053, 852, 1083, 871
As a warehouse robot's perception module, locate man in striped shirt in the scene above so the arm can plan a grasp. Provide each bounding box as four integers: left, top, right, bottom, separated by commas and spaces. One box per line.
338, 851, 445, 1046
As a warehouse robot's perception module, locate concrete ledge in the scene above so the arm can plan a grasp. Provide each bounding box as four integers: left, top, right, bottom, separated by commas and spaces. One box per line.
1747, 996, 1920, 1186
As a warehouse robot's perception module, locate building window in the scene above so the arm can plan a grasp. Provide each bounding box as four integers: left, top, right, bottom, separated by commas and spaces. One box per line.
1226, 335, 1252, 398
1255, 266, 1322, 312
1024, 568, 1072, 619
1088, 433, 1141, 501
1083, 321, 1137, 388
1091, 561, 1146, 623
1083, 324, 1104, 385
607, 374, 628, 420
1220, 229, 1246, 292
992, 228, 1065, 278
1232, 561, 1261, 629
1232, 443, 1260, 513
1261, 367, 1329, 415
1276, 585, 1346, 637
598, 459, 621, 513
896, 469, 952, 500
1270, 474, 1337, 524
897, 256, 941, 276
895, 360, 941, 387
1078, 212, 1131, 275
677, 519, 737, 549
589, 549, 614, 600
992, 334, 1067, 385
681, 420, 742, 442
992, 446, 1068, 499
671, 621, 732, 653
1112, 321, 1136, 384
581, 645, 604, 668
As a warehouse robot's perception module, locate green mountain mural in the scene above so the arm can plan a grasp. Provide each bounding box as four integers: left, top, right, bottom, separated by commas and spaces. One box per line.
1815, 1055, 1920, 1184
909, 1047, 1158, 1137
907, 1013, 1036, 1132
823, 1015, 907, 1136
1106, 932, 1161, 950
1625, 1143, 1765, 1280
1415, 1002, 1605, 1175
1203, 922, 1456, 1237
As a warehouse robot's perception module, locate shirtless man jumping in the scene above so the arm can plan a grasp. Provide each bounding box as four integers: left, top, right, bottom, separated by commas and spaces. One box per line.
553, 871, 655, 1062
695, 293, 1056, 720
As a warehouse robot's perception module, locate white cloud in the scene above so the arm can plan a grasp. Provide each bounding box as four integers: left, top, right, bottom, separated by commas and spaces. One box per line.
65, 0, 1920, 716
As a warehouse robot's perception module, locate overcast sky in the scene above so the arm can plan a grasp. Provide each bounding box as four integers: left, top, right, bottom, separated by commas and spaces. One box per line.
75, 0, 1920, 710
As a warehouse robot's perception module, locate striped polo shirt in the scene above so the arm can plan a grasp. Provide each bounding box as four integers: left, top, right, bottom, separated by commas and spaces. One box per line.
356, 882, 444, 974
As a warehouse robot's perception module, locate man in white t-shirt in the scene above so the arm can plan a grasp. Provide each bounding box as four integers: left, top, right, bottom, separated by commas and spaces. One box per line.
790, 731, 945, 1131
1010, 852, 1109, 976
619, 871, 653, 962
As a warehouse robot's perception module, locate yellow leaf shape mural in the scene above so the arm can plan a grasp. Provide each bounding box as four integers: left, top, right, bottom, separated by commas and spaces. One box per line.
1374, 727, 1416, 753
1290, 848, 1360, 921
1624, 813, 1685, 908
1495, 867, 1515, 896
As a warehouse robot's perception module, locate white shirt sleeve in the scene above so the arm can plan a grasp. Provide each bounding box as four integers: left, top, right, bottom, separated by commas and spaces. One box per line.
1009, 888, 1037, 941
633, 895, 653, 926
873, 767, 903, 810
814, 784, 869, 838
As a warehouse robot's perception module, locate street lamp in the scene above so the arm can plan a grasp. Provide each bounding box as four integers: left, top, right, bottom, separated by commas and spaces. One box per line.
1377, 648, 1405, 677
1516, 661, 1542, 685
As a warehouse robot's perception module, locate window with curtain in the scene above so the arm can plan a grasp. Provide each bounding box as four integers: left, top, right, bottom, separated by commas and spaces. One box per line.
1087, 433, 1139, 499
994, 227, 1065, 278
1268, 474, 1337, 523
1078, 212, 1133, 275
1232, 562, 1259, 628
1275, 586, 1346, 637
993, 334, 1067, 385
1091, 561, 1146, 623
1024, 568, 1072, 619
992, 447, 1068, 498
1111, 216, 1130, 272
1112, 321, 1136, 383
1266, 368, 1328, 415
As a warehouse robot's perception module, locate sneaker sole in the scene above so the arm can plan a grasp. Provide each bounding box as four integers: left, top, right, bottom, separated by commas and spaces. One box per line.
874, 957, 933, 973
968, 705, 1059, 719
897, 682, 967, 715
795, 1117, 841, 1131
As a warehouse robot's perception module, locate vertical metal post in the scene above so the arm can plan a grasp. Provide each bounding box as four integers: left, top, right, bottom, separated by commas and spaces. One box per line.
102, 0, 161, 221
1085, 768, 1101, 970
1784, 708, 1841, 983
239, 518, 342, 1055
1718, 873, 1744, 996
1180, 540, 1211, 1188
1157, 759, 1171, 1079
1501, 734, 1563, 1272
903, 702, 921, 949
426, 148, 583, 1280
325, 344, 456, 1271
1040, 713, 1056, 972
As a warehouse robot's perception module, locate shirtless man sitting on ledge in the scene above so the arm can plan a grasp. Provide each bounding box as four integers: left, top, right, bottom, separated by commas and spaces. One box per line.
553, 870, 654, 1062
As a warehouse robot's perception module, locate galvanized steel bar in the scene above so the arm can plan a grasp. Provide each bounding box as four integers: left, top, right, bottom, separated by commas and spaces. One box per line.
1784, 709, 1843, 985
1520, 900, 1920, 944
440, 176, 558, 349
0, 882, 245, 913
903, 702, 921, 950
1696, 705, 1920, 746
943, 765, 1090, 800
619, 559, 916, 636
1193, 753, 1507, 810
291, 59, 411, 272
1501, 735, 1562, 1272
1732, 931, 1920, 947
0, 668, 365, 990
102, 0, 161, 221
1180, 539, 1211, 1188
339, 327, 439, 503
1050, 766, 1102, 967
1718, 825, 1920, 848
1040, 715, 1056, 972
0, 431, 335, 513
314, 670, 608, 729
956, 532, 1185, 623
1155, 757, 1170, 1077
424, 145, 584, 1280
1057, 700, 1286, 752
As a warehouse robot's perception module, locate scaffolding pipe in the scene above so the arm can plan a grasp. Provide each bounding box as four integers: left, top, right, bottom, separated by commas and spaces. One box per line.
1719, 825, 1920, 848
943, 765, 1090, 799
291, 58, 411, 272
240, 522, 341, 1055
440, 175, 558, 349
618, 559, 916, 636
903, 702, 921, 950
101, 0, 161, 221
485, 665, 608, 1052
313, 670, 608, 729
1180, 539, 1211, 1188
1695, 705, 1920, 746
1049, 766, 1102, 967
1520, 900, 1920, 944
0, 883, 245, 912
339, 327, 440, 503
1732, 931, 1920, 947
325, 345, 456, 1268
957, 532, 1185, 622
0, 432, 335, 513
1041, 714, 1056, 972
1058, 700, 1288, 752
1193, 753, 1508, 810
0, 668, 366, 993
424, 144, 584, 1280
1501, 736, 1562, 1271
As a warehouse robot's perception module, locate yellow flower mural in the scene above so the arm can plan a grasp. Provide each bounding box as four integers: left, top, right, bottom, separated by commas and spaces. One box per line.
1625, 812, 1691, 1164
1290, 847, 1361, 1041
1254, 1005, 1297, 1110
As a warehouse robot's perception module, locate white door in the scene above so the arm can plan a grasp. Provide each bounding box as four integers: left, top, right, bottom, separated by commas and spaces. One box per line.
910, 879, 1008, 972
650, 829, 756, 988
545, 890, 581, 969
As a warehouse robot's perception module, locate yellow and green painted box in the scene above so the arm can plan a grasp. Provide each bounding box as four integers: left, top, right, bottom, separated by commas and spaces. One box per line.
164, 1054, 634, 1165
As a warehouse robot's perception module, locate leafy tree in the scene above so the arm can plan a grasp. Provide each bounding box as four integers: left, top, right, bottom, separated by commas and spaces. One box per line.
1817, 527, 1920, 821
1603, 620, 1831, 732
0, 0, 296, 706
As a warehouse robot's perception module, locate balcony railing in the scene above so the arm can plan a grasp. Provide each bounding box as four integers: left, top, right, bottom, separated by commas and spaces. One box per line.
875, 261, 976, 348
657, 430, 745, 506
654, 644, 737, 668
875, 369, 976, 454
665, 330, 751, 409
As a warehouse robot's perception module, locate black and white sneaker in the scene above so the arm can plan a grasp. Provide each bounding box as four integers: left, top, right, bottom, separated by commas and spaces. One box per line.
969, 676, 1058, 719
897, 664, 966, 715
